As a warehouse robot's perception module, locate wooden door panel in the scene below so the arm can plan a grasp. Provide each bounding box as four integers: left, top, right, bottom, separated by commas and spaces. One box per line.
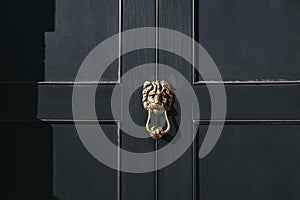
197, 124, 300, 200
52, 123, 119, 200
45, 0, 119, 82
158, 0, 194, 199
195, 0, 300, 82
121, 1, 156, 200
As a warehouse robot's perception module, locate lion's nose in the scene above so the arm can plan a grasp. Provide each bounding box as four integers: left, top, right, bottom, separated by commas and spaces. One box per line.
154, 94, 161, 104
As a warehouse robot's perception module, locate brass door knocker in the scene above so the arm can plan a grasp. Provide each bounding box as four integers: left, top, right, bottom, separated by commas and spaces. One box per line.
142, 80, 173, 139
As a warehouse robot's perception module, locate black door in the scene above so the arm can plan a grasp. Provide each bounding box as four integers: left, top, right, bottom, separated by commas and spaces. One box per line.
9, 0, 300, 200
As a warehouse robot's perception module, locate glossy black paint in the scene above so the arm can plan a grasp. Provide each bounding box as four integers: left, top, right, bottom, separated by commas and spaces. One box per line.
5, 0, 300, 200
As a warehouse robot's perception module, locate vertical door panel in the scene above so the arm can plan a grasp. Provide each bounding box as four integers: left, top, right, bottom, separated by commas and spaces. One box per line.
121, 1, 156, 200
158, 0, 194, 200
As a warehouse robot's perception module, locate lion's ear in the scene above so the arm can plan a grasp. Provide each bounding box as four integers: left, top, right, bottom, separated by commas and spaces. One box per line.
143, 81, 151, 89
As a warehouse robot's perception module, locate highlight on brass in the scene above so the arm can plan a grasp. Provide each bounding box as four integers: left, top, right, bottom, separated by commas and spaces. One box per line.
142, 80, 173, 139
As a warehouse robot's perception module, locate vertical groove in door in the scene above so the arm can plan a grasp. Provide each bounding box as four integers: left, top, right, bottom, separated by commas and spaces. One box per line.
118, 122, 122, 200
118, 0, 123, 84
155, 0, 159, 80
192, 124, 197, 200
192, 1, 196, 200
155, 0, 159, 200
192, 0, 196, 85
118, 1, 122, 200
155, 141, 159, 200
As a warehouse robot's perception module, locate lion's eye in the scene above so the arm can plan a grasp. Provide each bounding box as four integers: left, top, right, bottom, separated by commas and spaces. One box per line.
149, 91, 155, 97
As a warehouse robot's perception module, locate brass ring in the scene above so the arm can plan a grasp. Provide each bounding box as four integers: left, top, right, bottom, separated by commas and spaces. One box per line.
146, 109, 171, 139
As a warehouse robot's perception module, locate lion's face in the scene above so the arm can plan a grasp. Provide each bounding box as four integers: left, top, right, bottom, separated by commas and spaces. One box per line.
142, 80, 173, 115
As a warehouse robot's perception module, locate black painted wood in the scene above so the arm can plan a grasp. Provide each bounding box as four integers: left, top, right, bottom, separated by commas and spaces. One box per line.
37, 85, 121, 121
45, 0, 119, 82
52, 123, 119, 200
2, 1, 54, 83
12, 121, 53, 199
3, 1, 55, 199
42, 1, 121, 199
15, 0, 300, 200
196, 124, 300, 200
195, 0, 300, 82
158, 0, 194, 200
1, 84, 39, 120
121, 1, 156, 200
193, 84, 300, 120
38, 84, 300, 121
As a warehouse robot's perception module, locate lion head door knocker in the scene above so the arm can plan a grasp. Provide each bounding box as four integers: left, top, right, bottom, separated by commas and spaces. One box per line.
142, 80, 173, 139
